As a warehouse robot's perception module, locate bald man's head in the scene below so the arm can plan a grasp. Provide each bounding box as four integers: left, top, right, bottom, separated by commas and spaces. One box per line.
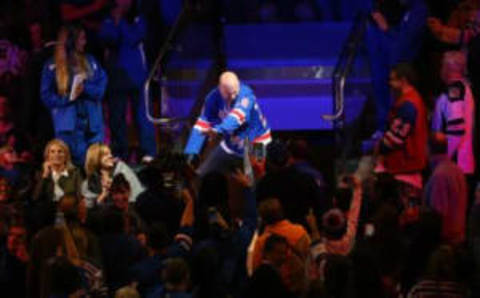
219, 71, 240, 102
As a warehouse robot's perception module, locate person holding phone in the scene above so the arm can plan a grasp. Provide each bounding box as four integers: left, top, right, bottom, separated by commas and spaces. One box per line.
41, 25, 107, 166
184, 71, 271, 177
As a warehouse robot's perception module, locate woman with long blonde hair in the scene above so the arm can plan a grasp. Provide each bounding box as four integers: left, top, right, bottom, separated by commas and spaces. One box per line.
82, 143, 144, 208
41, 25, 107, 166
33, 139, 83, 202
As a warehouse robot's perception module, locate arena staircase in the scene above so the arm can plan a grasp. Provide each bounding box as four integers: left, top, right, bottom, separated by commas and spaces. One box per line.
146, 2, 374, 178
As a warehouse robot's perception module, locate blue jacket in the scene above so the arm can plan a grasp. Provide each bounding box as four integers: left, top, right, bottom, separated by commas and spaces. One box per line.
99, 15, 148, 89
40, 55, 107, 135
185, 83, 271, 156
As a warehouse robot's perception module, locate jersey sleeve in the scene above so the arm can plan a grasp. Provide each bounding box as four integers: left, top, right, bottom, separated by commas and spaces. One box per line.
184, 93, 219, 155
380, 101, 417, 153
213, 95, 253, 134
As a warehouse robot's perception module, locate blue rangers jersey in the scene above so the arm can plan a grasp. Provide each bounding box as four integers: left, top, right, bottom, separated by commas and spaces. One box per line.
184, 83, 271, 156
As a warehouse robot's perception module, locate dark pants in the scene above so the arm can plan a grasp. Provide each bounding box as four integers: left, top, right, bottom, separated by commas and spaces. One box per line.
108, 88, 157, 160
366, 24, 394, 131
196, 145, 242, 178
57, 128, 103, 166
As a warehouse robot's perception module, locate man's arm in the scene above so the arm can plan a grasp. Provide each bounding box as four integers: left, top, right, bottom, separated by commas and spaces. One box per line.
379, 101, 417, 154
184, 92, 219, 155
213, 95, 253, 135
428, 17, 480, 45
60, 0, 108, 22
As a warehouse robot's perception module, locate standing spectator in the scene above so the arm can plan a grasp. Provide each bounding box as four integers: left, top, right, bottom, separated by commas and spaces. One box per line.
40, 25, 107, 166
251, 197, 310, 295
407, 245, 468, 297
99, 0, 157, 163
33, 139, 83, 202
375, 64, 428, 199
425, 133, 468, 245
366, 0, 428, 135
432, 51, 475, 176
307, 175, 363, 257
82, 143, 145, 208
246, 235, 292, 298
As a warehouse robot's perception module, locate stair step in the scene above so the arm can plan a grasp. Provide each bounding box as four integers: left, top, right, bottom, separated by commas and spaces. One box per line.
163, 77, 370, 99
225, 22, 352, 66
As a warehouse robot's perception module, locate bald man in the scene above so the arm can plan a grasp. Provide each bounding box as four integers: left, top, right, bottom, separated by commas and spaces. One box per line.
184, 71, 271, 176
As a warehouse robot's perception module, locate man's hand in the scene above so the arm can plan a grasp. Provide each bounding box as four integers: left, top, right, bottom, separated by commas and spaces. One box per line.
372, 11, 389, 32
206, 128, 218, 139
232, 168, 253, 188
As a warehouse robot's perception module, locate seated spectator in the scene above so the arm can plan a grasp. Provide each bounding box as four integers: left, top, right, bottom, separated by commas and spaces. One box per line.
83, 143, 145, 208
407, 245, 468, 297
27, 194, 103, 298
425, 133, 467, 245
252, 197, 310, 295
432, 51, 475, 176
375, 64, 428, 202
44, 257, 85, 298
33, 139, 83, 202
0, 222, 29, 297
307, 175, 363, 257
246, 234, 292, 298
108, 174, 146, 239
0, 145, 31, 194
401, 209, 443, 293
115, 285, 140, 298
100, 208, 145, 294
145, 258, 192, 298
135, 163, 182, 233
287, 139, 326, 190
0, 93, 33, 162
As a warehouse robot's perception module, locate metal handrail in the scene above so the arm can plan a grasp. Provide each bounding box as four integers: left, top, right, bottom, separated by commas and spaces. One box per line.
144, 7, 191, 125
322, 14, 368, 122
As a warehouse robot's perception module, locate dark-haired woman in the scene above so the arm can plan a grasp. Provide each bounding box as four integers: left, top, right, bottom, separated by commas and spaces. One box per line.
40, 25, 107, 166
99, 0, 156, 163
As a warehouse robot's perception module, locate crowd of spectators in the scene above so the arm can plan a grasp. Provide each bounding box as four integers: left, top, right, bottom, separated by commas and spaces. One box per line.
0, 0, 480, 298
